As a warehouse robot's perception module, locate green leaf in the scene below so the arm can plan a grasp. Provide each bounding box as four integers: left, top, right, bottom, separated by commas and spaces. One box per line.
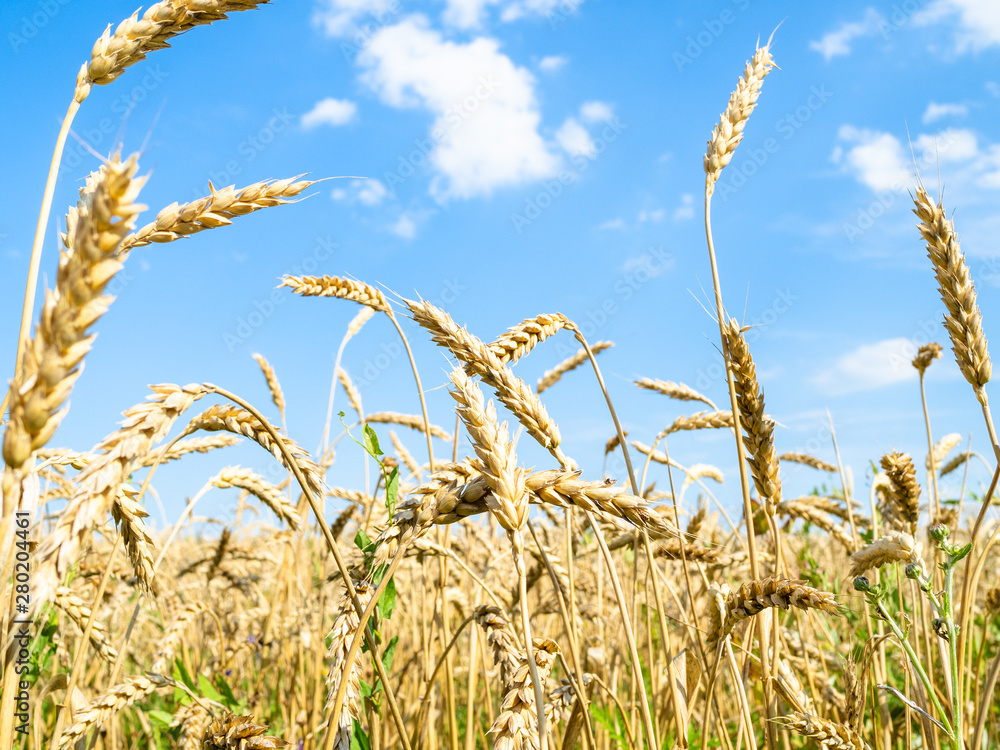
198, 673, 225, 704
360, 677, 374, 699
148, 710, 175, 728
381, 635, 399, 673
385, 466, 399, 516
351, 720, 372, 750
355, 529, 373, 553
363, 424, 383, 459
951, 542, 973, 564
215, 675, 240, 710
174, 657, 197, 692
378, 576, 397, 621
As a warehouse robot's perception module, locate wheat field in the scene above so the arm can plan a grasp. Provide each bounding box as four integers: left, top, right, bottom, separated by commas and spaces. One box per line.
1, 4, 1000, 750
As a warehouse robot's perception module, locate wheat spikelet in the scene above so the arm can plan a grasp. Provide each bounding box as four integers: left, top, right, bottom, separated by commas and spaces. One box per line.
489, 638, 560, 750
704, 40, 776, 195
152, 601, 206, 673
475, 604, 523, 685
280, 274, 390, 312
3, 154, 145, 472
251, 352, 286, 419
142, 433, 240, 466
912, 342, 943, 376
211, 467, 302, 530
345, 306, 375, 340
490, 313, 570, 364
112, 484, 157, 590
405, 297, 566, 462
324, 580, 375, 750
848, 531, 926, 579
33, 383, 210, 608
537, 341, 612, 394
58, 673, 170, 747
545, 674, 593, 724
170, 703, 209, 750
880, 451, 921, 534
449, 366, 527, 535
779, 453, 837, 473
206, 527, 232, 582
914, 187, 992, 397
183, 403, 324, 500
202, 712, 288, 749
777, 712, 870, 750
635, 377, 718, 410
364, 411, 450, 440
723, 318, 782, 513
120, 177, 312, 251
926, 432, 962, 471
337, 367, 364, 418
939, 449, 973, 477
527, 469, 679, 540
75, 1, 271, 103
662, 410, 734, 436
709, 578, 841, 647
54, 586, 118, 663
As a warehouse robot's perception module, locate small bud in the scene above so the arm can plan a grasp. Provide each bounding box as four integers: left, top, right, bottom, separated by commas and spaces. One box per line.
853, 576, 871, 592
905, 563, 923, 580
929, 524, 950, 542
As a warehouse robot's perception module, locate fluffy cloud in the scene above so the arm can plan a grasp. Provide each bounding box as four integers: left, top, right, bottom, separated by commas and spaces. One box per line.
442, 0, 502, 29
810, 338, 919, 395
301, 97, 358, 129
555, 117, 595, 157
312, 0, 397, 37
331, 178, 389, 205
672, 194, 694, 221
916, 0, 1000, 52
502, 0, 583, 22
390, 213, 418, 238
579, 100, 613, 123
923, 102, 969, 123
358, 17, 559, 200
832, 126, 910, 191
809, 8, 885, 60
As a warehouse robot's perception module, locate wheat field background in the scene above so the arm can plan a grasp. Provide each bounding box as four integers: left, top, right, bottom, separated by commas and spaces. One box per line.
1, 2, 1000, 750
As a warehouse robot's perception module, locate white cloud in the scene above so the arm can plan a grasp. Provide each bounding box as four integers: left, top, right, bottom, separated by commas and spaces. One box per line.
580, 100, 613, 123
638, 208, 665, 223
596, 218, 624, 230
833, 125, 910, 191
914, 128, 979, 163
538, 55, 568, 72
502, 0, 583, 22
673, 194, 694, 221
390, 213, 418, 239
810, 338, 920, 395
923, 102, 969, 123
301, 97, 358, 129
916, 0, 1000, 52
442, 0, 501, 29
556, 117, 595, 157
332, 178, 389, 205
358, 17, 560, 200
809, 8, 885, 60
312, 0, 397, 37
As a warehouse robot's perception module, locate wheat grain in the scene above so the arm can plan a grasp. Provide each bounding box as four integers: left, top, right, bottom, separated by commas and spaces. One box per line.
777, 712, 870, 750
202, 712, 288, 749
704, 40, 776, 195
75, 1, 271, 103
281, 274, 390, 312
490, 313, 570, 364
914, 187, 992, 397
635, 377, 718, 410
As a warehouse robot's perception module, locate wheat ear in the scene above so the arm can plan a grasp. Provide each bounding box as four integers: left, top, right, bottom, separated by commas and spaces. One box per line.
779, 453, 837, 473
490, 313, 570, 364
58, 674, 171, 748
635, 377, 718, 410
879, 451, 921, 534
537, 342, 613, 393
281, 274, 390, 312
202, 712, 288, 749
489, 639, 561, 750
211, 467, 302, 530
776, 712, 870, 750
324, 581, 375, 750
53, 587, 118, 663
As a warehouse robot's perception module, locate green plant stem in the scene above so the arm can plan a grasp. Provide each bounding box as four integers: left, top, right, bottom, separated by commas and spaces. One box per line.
943, 559, 962, 744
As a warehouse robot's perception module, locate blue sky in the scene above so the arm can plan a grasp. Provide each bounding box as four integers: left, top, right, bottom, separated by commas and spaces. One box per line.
2, 0, 1000, 528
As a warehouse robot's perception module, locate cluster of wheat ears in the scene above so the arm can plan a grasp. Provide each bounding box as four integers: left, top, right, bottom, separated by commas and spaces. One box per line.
1, 4, 999, 750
